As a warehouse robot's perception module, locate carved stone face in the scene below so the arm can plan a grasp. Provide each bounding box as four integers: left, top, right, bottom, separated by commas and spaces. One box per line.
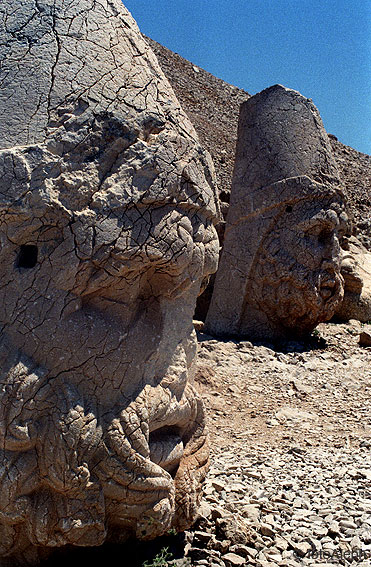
244, 196, 347, 337
205, 85, 347, 341
0, 1, 219, 564
0, 119, 219, 565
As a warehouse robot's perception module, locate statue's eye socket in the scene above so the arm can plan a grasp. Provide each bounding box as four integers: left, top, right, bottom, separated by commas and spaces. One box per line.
318, 230, 333, 245
16, 245, 38, 269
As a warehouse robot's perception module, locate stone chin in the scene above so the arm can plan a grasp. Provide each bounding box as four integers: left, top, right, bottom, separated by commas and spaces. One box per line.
0, 332, 208, 560
279, 268, 344, 334
243, 255, 344, 340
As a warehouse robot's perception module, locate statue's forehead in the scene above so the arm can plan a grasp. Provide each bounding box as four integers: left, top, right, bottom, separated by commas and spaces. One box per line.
0, 0, 160, 149
0, 0, 220, 225
293, 195, 340, 213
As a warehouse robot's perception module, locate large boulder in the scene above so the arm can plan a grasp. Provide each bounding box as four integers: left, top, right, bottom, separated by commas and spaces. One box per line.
0, 1, 220, 564
206, 84, 347, 340
335, 237, 371, 322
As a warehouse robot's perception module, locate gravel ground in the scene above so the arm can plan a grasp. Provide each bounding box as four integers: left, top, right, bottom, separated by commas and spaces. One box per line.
181, 321, 371, 567
191, 444, 371, 567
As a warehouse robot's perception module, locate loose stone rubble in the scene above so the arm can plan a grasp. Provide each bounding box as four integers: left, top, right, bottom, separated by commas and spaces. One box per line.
206, 85, 348, 341
188, 443, 371, 567
179, 322, 371, 567
0, 0, 220, 564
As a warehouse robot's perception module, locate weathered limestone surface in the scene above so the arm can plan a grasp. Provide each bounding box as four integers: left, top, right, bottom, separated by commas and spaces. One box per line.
0, 1, 220, 564
206, 85, 347, 340
335, 237, 371, 322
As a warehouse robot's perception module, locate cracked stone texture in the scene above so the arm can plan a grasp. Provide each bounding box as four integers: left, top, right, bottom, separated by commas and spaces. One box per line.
0, 1, 221, 564
206, 85, 347, 340
335, 236, 371, 322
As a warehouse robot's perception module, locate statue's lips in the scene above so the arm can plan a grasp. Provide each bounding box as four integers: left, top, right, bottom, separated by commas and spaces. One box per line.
145, 383, 202, 476
149, 429, 184, 473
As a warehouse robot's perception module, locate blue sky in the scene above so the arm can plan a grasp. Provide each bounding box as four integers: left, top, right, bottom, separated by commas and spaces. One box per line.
124, 0, 371, 155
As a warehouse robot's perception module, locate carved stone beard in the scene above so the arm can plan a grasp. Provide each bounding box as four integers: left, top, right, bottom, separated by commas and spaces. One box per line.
243, 234, 344, 338
0, 325, 208, 561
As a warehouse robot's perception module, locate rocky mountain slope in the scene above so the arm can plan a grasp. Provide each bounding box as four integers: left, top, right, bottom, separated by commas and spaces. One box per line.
146, 37, 371, 250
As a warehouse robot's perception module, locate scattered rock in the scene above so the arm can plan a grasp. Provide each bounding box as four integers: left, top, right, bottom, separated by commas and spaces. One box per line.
359, 329, 371, 347
212, 480, 227, 492
275, 407, 317, 422
260, 523, 276, 537
222, 552, 246, 566
216, 516, 255, 546
339, 520, 358, 530
291, 379, 315, 395
289, 541, 312, 557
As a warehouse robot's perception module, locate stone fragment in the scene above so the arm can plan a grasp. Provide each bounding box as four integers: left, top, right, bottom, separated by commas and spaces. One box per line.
222, 552, 246, 566
197, 502, 213, 520
230, 543, 255, 558
339, 520, 357, 530
0, 1, 220, 564
266, 551, 283, 562
211, 506, 229, 520
213, 480, 228, 492
194, 531, 213, 545
216, 516, 255, 546
327, 521, 340, 537
260, 523, 275, 537
359, 329, 371, 347
206, 84, 347, 340
215, 540, 232, 554
350, 535, 362, 547
312, 525, 328, 538
275, 407, 317, 423
241, 504, 261, 521
275, 536, 289, 551
291, 379, 314, 395
289, 541, 312, 557
189, 547, 212, 561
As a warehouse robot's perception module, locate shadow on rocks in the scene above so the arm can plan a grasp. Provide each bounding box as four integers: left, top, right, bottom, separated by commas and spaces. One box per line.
196, 330, 328, 354
40, 532, 188, 567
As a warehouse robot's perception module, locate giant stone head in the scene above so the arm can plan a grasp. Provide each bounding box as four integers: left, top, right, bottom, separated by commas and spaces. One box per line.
206, 85, 347, 340
0, 1, 220, 564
